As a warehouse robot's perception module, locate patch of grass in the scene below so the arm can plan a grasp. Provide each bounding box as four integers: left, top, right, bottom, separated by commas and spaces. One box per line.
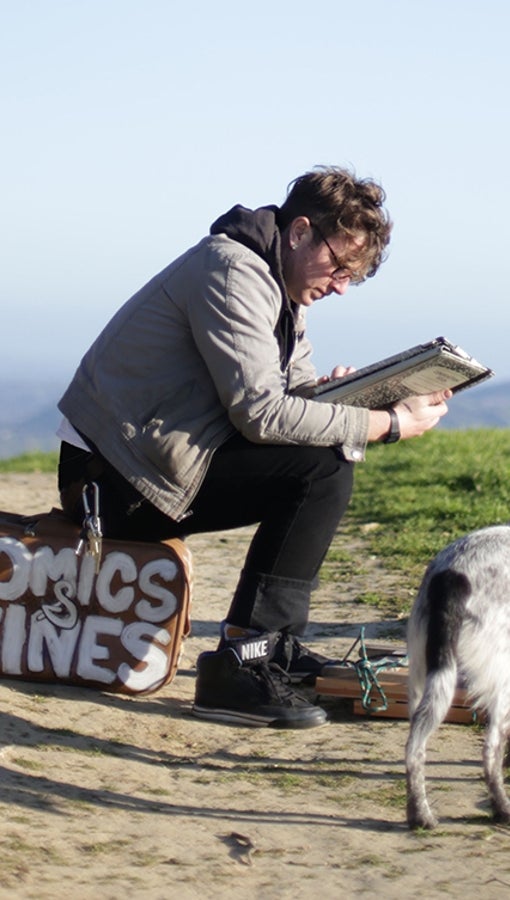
348, 429, 510, 576
0, 836, 32, 854
10, 756, 44, 771
319, 428, 510, 616
81, 839, 131, 856
272, 772, 305, 791
28, 694, 49, 705
80, 744, 108, 757
410, 827, 457, 839
314, 773, 355, 789
0, 451, 58, 473
343, 852, 386, 870
142, 786, 173, 797
355, 590, 410, 618
372, 780, 408, 809
321, 548, 366, 583
49, 727, 78, 738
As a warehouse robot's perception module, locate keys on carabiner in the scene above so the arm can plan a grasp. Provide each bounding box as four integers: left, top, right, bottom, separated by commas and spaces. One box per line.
75, 482, 103, 573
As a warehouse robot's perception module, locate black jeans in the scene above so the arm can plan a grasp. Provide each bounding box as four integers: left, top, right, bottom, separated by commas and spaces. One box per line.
59, 434, 354, 635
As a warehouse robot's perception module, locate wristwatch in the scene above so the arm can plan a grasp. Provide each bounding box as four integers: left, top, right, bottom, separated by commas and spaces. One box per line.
383, 407, 401, 444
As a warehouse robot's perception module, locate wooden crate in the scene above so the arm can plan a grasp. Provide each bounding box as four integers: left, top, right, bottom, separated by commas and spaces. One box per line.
315, 665, 479, 724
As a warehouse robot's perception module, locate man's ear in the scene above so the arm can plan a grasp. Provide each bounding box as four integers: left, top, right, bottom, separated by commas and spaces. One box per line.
288, 216, 311, 249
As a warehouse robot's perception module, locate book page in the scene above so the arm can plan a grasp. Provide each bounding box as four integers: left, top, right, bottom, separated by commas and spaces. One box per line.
398, 363, 472, 395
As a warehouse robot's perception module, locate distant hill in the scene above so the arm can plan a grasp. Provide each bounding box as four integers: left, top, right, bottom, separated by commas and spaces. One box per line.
0, 379, 64, 459
0, 376, 509, 460
440, 379, 510, 429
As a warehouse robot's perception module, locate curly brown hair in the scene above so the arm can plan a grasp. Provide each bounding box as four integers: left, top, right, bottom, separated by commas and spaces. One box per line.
278, 165, 392, 280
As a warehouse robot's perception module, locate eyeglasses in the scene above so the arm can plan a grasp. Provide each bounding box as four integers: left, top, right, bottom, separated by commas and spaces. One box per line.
310, 223, 364, 285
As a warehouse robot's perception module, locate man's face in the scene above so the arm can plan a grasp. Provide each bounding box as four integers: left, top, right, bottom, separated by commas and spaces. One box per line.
282, 218, 365, 307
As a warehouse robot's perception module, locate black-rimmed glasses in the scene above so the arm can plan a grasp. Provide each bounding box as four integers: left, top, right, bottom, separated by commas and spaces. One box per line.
311, 222, 364, 285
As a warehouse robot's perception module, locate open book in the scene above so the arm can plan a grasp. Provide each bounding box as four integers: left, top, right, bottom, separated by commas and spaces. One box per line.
313, 336, 494, 409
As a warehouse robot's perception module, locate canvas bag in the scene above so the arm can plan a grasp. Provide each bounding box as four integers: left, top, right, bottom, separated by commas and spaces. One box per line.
0, 508, 192, 695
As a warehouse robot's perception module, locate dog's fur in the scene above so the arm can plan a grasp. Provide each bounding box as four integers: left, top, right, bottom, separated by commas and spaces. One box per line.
405, 525, 510, 829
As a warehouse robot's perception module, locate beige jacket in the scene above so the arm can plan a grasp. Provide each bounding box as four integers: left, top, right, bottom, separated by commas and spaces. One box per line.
59, 228, 369, 520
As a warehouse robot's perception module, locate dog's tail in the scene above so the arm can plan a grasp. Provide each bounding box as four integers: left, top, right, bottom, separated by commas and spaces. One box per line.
425, 569, 470, 671
408, 568, 471, 720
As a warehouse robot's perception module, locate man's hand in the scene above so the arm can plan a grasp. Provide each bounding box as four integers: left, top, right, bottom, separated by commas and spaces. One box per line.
317, 364, 356, 385
393, 390, 452, 439
367, 390, 452, 443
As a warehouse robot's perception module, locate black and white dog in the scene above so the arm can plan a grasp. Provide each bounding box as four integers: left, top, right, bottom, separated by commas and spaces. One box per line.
405, 525, 510, 829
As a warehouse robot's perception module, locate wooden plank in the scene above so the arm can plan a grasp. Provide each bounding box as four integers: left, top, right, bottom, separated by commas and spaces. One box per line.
361, 644, 407, 660
316, 666, 478, 723
317, 668, 411, 701
352, 699, 477, 724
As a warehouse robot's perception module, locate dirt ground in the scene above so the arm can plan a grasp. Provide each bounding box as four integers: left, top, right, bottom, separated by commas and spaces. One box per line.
1, 473, 510, 899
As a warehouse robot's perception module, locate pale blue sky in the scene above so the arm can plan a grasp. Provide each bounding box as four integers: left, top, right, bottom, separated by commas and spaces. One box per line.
2, 0, 509, 390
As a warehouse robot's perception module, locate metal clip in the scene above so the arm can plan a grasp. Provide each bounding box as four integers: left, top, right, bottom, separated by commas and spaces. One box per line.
75, 482, 103, 573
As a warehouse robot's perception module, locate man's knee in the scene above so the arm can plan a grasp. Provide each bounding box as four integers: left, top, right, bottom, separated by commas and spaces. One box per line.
290, 446, 353, 487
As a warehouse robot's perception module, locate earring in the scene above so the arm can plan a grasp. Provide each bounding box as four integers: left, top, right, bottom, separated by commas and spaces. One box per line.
291, 242, 297, 250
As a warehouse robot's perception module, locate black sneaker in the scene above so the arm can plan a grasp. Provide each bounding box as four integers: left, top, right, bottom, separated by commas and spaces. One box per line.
192, 646, 328, 729
274, 634, 341, 685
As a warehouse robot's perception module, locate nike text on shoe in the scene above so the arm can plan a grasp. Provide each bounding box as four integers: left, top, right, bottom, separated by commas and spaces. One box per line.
219, 623, 340, 685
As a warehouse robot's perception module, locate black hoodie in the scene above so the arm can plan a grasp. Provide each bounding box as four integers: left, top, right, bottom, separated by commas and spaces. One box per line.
210, 204, 297, 371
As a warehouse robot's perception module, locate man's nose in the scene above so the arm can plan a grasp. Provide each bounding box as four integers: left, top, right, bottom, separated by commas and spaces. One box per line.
330, 279, 350, 296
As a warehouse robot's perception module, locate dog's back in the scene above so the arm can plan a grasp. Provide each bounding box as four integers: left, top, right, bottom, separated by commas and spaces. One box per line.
406, 525, 510, 829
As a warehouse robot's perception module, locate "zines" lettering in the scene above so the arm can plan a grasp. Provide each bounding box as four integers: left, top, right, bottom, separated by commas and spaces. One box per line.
0, 537, 181, 692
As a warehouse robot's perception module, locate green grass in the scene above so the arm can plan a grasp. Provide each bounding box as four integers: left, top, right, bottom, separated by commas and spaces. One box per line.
344, 428, 510, 582
0, 451, 58, 473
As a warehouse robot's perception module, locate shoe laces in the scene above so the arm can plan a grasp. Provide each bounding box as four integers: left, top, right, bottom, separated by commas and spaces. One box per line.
255, 660, 306, 704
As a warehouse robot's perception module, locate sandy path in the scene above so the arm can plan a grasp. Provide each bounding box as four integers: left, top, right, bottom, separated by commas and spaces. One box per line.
0, 474, 509, 899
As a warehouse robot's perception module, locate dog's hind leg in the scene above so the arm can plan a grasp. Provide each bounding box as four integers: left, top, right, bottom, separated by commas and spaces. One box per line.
483, 709, 510, 823
406, 665, 457, 829
406, 568, 469, 829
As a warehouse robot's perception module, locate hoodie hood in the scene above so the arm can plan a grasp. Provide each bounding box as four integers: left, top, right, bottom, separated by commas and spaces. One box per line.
210, 205, 296, 369
211, 204, 280, 257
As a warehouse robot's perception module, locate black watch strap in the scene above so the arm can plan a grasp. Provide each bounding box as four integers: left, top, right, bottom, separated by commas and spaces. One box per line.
383, 407, 401, 444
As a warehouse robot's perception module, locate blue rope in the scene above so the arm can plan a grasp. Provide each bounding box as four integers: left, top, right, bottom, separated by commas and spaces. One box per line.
341, 626, 408, 712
